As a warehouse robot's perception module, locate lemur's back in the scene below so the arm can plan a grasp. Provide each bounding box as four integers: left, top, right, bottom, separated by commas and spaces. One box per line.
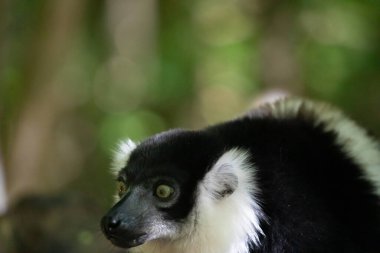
209, 99, 380, 252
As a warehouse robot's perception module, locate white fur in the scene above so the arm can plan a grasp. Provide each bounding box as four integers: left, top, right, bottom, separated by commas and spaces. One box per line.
131, 149, 265, 253
111, 139, 137, 175
260, 98, 380, 196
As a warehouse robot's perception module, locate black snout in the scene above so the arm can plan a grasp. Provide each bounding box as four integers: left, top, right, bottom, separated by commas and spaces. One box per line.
101, 215, 122, 233
101, 188, 155, 248
101, 215, 147, 248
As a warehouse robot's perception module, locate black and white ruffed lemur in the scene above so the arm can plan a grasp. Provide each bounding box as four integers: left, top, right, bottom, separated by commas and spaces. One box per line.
101, 98, 380, 253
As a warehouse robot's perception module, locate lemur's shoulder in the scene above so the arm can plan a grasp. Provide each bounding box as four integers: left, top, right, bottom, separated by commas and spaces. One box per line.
247, 97, 380, 195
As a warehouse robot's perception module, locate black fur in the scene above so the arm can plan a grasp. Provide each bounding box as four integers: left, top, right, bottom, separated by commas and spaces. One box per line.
207, 114, 380, 252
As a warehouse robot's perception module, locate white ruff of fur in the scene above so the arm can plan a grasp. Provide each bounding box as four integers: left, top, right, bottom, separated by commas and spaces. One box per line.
110, 139, 137, 175
131, 149, 265, 253
263, 98, 380, 196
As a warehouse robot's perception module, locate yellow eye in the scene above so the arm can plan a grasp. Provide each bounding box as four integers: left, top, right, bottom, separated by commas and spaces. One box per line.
117, 181, 129, 197
155, 184, 174, 200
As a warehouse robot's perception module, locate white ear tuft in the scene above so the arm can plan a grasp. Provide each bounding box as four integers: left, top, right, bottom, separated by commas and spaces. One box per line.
203, 149, 246, 200
192, 148, 265, 252
110, 139, 137, 175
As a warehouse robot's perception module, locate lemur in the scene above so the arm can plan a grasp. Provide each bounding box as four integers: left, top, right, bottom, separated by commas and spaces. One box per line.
101, 98, 380, 253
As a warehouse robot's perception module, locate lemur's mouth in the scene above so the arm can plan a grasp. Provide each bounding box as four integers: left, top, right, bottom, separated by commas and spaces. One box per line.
107, 233, 148, 248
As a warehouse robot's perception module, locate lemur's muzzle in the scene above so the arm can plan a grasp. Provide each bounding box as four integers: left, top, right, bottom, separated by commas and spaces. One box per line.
101, 193, 150, 248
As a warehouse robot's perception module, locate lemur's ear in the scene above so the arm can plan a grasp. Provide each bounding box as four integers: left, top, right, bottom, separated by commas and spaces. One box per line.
202, 149, 250, 200
111, 139, 137, 175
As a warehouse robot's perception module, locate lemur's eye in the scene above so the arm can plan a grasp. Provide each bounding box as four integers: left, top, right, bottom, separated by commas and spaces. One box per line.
155, 184, 174, 200
117, 181, 130, 197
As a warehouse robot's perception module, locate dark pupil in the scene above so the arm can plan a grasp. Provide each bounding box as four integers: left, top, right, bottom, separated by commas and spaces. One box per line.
159, 188, 166, 196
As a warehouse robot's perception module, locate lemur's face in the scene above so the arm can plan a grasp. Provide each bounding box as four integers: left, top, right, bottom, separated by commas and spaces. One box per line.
100, 130, 224, 248
101, 172, 183, 248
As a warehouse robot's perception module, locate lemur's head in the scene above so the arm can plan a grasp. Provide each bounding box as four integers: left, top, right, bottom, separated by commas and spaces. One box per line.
100, 129, 263, 252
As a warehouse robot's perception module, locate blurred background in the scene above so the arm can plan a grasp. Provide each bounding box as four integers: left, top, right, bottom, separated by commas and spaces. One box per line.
0, 0, 379, 252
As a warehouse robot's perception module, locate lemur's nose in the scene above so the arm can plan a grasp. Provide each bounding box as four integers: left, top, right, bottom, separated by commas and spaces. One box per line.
101, 215, 121, 233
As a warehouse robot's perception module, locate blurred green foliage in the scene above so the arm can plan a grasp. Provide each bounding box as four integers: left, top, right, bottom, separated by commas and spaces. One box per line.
0, 0, 379, 252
